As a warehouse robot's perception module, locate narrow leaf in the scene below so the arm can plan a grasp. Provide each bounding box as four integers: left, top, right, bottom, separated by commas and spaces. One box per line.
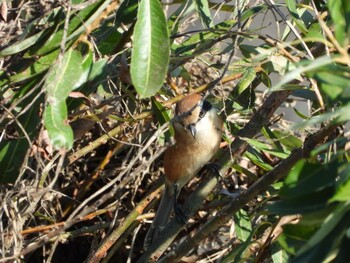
293, 107, 309, 120
328, 0, 350, 46
297, 202, 350, 255
0, 82, 42, 183
151, 98, 173, 141
130, 0, 170, 98
286, 0, 308, 34
193, 0, 213, 28
0, 28, 52, 57
36, 0, 110, 56
269, 55, 333, 92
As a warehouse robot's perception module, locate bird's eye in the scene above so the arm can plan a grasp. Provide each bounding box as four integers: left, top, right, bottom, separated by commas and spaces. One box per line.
199, 108, 205, 119
199, 100, 211, 119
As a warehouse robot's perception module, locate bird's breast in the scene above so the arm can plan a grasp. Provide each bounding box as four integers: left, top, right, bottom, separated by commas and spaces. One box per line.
164, 114, 222, 187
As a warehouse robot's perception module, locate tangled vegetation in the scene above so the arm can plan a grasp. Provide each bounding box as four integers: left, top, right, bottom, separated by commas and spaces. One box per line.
0, 0, 349, 262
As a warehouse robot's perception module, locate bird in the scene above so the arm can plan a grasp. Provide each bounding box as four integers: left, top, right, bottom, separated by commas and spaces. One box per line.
144, 93, 223, 249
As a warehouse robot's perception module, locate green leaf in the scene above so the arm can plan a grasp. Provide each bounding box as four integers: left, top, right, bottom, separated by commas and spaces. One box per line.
245, 150, 273, 171
172, 20, 236, 58
269, 55, 333, 92
268, 130, 302, 150
43, 102, 74, 150
309, 65, 350, 104
231, 164, 259, 181
271, 243, 289, 263
36, 0, 109, 56
130, 0, 170, 98
67, 58, 108, 110
0, 8, 62, 57
283, 224, 317, 243
0, 80, 43, 183
221, 216, 255, 263
328, 0, 350, 46
245, 138, 289, 159
8, 50, 60, 84
266, 54, 296, 75
43, 50, 85, 150
234, 209, 252, 242
228, 67, 256, 110
168, 0, 195, 36
115, 0, 139, 24
331, 166, 350, 202
292, 103, 350, 129
297, 202, 350, 256
0, 28, 53, 57
93, 25, 122, 55
286, 0, 308, 34
0, 140, 28, 183
240, 5, 268, 21
293, 107, 309, 120
268, 159, 340, 215
193, 0, 213, 28
234, 67, 256, 99
151, 98, 173, 141
280, 160, 337, 199
332, 181, 350, 202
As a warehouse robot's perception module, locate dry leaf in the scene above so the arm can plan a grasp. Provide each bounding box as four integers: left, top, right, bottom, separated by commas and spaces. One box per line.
0, 1, 7, 22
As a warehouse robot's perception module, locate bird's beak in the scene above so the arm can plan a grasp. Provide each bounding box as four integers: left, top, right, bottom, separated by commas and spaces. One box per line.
188, 124, 197, 138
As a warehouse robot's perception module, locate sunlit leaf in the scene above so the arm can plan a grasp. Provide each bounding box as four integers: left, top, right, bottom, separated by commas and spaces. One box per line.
241, 5, 268, 21
331, 180, 350, 202
269, 55, 333, 92
235, 67, 256, 98
280, 160, 337, 199
43, 50, 85, 149
193, 0, 213, 28
286, 0, 308, 34
245, 138, 290, 158
130, 0, 170, 98
328, 0, 350, 46
0, 8, 62, 57
172, 20, 236, 57
0, 28, 52, 57
293, 107, 309, 119
292, 103, 350, 129
151, 98, 173, 141
271, 243, 289, 263
36, 0, 109, 56
245, 150, 273, 171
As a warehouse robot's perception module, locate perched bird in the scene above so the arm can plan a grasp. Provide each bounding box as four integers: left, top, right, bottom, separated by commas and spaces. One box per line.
144, 93, 223, 249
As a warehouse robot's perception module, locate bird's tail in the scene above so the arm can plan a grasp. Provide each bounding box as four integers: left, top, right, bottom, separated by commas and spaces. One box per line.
144, 185, 174, 249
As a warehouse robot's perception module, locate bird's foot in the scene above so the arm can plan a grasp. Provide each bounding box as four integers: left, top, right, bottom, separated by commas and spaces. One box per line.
205, 163, 222, 178
204, 162, 233, 189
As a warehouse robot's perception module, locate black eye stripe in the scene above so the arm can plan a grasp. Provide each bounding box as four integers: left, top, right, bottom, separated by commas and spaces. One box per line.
198, 100, 212, 119
202, 100, 212, 111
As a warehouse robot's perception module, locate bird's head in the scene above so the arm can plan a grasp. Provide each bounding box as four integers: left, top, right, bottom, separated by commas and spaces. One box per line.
174, 94, 213, 138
